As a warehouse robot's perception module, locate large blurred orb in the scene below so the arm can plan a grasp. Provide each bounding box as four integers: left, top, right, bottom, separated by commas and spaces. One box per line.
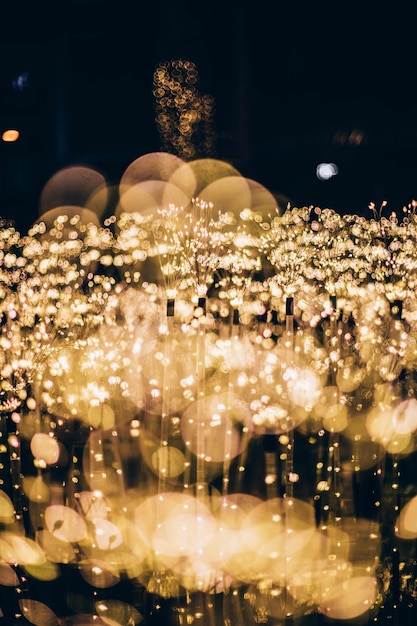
39, 165, 107, 217
0, 562, 19, 586
35, 529, 76, 564
396, 495, 417, 539
6, 535, 47, 566
120, 151, 186, 187
95, 599, 143, 626
392, 398, 417, 434
151, 445, 186, 479
134, 492, 213, 554
30, 433, 60, 465
318, 574, 377, 620
240, 497, 316, 560
19, 598, 59, 626
169, 157, 242, 199
116, 179, 190, 218
45, 505, 88, 543
180, 391, 252, 463
366, 402, 413, 453
78, 558, 121, 588
198, 176, 252, 217
0, 491, 16, 524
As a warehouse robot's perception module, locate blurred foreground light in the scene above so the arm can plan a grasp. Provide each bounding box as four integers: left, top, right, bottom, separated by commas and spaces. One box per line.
2, 129, 20, 143
316, 162, 338, 181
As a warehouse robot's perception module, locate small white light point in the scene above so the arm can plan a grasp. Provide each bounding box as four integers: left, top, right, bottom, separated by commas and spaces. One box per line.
316, 162, 339, 180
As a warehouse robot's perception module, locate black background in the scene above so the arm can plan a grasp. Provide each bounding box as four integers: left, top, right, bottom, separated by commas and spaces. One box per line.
1, 0, 416, 233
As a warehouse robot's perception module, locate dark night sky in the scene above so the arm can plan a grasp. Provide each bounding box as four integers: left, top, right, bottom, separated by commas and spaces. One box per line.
1, 0, 417, 232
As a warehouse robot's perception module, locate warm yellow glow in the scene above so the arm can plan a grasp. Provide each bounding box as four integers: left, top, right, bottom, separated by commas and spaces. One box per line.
318, 575, 377, 620
30, 433, 60, 465
153, 59, 216, 160
1, 153, 417, 623
1, 128, 19, 142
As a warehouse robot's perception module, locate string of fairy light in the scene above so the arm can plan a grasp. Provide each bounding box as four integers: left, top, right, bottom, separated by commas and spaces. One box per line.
1, 201, 417, 428
2, 197, 417, 624
153, 59, 216, 160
